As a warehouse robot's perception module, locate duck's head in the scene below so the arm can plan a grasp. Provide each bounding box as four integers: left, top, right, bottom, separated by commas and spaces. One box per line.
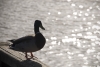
34, 20, 45, 34
34, 20, 45, 30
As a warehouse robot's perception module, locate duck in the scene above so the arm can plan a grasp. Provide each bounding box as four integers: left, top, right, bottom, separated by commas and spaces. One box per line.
8, 20, 46, 59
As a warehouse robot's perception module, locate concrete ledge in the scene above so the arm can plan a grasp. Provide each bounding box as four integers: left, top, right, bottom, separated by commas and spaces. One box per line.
0, 42, 49, 67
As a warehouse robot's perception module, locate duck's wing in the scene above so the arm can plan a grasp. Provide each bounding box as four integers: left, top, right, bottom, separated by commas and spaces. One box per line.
9, 36, 34, 46
9, 36, 39, 52
8, 34, 35, 43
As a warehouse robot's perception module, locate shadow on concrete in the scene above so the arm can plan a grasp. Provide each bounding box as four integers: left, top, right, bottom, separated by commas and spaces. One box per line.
21, 59, 42, 67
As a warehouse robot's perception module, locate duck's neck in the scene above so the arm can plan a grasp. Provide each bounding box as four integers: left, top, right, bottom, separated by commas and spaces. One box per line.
34, 26, 40, 34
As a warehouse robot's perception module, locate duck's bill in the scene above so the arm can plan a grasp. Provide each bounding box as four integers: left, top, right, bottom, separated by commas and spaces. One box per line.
40, 24, 45, 30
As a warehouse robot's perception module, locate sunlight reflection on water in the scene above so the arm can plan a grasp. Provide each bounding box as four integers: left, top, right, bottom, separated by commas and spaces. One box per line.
0, 0, 100, 67
37, 1, 100, 67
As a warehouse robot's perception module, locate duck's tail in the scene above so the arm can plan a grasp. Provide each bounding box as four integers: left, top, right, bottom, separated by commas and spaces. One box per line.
8, 39, 16, 48
8, 39, 16, 43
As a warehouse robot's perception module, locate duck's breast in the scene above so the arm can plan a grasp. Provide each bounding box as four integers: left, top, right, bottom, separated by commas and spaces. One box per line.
35, 33, 46, 49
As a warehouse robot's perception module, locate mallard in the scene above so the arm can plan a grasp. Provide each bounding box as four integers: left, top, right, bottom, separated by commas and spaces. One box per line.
8, 20, 46, 59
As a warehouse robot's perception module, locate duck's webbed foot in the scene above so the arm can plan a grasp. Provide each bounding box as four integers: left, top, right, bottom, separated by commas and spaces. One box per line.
25, 52, 37, 59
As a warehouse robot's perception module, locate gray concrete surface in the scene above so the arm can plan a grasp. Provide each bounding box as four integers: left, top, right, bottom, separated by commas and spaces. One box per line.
0, 43, 49, 67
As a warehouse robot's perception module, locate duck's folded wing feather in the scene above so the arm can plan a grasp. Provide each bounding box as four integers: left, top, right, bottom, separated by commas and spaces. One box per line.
11, 36, 34, 44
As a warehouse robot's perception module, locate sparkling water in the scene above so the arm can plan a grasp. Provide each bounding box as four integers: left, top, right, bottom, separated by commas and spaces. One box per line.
0, 0, 100, 67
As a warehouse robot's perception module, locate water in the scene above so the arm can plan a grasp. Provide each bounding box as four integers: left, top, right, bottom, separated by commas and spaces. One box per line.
0, 0, 100, 67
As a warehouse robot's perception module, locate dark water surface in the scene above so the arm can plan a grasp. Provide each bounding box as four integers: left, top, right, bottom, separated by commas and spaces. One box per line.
0, 0, 100, 67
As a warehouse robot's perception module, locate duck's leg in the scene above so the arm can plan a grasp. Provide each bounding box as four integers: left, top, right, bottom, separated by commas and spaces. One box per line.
30, 52, 38, 59
30, 52, 34, 58
25, 52, 28, 59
